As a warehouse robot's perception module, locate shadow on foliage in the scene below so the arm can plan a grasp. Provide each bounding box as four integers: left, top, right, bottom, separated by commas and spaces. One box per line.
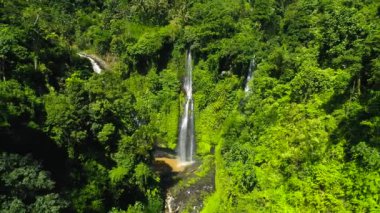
157, 42, 173, 72
135, 41, 173, 76
0, 125, 69, 190
326, 83, 379, 164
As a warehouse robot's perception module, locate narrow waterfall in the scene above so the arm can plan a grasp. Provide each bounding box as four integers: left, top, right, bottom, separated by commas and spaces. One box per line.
178, 50, 195, 164
78, 53, 102, 74
244, 58, 256, 93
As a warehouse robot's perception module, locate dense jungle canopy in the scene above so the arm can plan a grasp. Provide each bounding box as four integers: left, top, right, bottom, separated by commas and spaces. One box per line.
0, 0, 379, 212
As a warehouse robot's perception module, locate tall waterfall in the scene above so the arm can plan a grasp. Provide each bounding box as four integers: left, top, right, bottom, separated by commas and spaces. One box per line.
178, 50, 195, 163
244, 58, 256, 93
78, 53, 102, 74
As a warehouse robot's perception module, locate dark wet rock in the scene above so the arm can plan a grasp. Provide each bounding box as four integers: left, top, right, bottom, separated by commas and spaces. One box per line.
164, 160, 215, 213
152, 149, 215, 213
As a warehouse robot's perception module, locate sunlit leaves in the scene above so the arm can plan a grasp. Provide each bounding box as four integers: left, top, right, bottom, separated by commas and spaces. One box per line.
109, 167, 130, 184
98, 123, 115, 143
290, 67, 332, 102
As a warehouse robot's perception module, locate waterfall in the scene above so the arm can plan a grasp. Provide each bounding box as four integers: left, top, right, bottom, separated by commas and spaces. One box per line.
78, 53, 102, 74
244, 58, 256, 93
178, 50, 195, 164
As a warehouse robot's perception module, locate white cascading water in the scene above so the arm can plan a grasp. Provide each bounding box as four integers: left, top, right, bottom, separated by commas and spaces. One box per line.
78, 53, 102, 74
244, 58, 256, 93
178, 50, 195, 164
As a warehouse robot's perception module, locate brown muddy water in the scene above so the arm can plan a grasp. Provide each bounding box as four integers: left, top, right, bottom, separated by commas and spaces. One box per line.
154, 157, 185, 172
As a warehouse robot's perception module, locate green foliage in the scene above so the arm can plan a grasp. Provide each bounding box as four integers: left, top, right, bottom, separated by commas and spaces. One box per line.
290, 67, 332, 102
0, 153, 67, 212
1, 0, 380, 212
199, 0, 380, 212
31, 194, 69, 213
43, 72, 164, 211
98, 123, 115, 143
0, 80, 39, 127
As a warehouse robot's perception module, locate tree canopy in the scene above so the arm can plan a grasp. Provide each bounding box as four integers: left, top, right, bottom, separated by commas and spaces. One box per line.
1, 0, 379, 212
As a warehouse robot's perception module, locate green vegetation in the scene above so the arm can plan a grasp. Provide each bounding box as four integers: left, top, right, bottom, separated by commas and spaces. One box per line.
1, 0, 379, 212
